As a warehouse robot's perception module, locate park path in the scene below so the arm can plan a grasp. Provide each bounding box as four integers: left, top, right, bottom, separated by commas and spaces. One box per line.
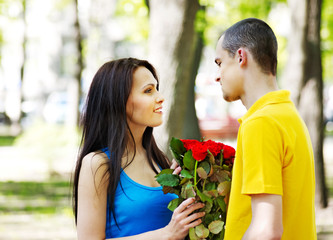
0, 214, 76, 240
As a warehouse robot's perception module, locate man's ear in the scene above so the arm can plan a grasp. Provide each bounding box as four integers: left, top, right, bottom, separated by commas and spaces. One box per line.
237, 48, 247, 67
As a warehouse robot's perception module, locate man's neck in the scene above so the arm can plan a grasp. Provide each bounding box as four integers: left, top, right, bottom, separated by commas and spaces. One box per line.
241, 74, 278, 110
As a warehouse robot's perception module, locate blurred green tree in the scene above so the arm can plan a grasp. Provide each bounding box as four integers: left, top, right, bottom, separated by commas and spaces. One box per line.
0, 0, 4, 62
0, 0, 12, 126
73, 0, 84, 127
148, 0, 201, 152
18, 0, 27, 127
146, 0, 280, 151
281, 0, 327, 207
322, 0, 333, 82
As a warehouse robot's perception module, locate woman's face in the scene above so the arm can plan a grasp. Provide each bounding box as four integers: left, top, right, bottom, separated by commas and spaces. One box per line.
126, 66, 164, 131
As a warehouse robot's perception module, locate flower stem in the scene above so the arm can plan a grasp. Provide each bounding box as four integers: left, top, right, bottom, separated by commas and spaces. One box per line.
220, 151, 224, 167
194, 160, 198, 186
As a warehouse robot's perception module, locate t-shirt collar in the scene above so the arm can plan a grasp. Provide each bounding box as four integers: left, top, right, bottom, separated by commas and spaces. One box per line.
238, 90, 291, 124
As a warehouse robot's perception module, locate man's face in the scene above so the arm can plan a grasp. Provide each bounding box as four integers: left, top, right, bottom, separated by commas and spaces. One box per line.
215, 36, 244, 102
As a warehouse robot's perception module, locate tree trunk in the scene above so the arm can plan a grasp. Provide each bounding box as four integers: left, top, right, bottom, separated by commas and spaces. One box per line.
283, 0, 327, 207
18, 0, 27, 129
182, 32, 203, 140
148, 0, 201, 153
73, 0, 84, 127
86, 0, 116, 71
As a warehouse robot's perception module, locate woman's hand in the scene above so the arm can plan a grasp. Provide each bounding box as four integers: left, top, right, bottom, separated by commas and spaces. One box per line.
163, 198, 205, 240
170, 159, 182, 175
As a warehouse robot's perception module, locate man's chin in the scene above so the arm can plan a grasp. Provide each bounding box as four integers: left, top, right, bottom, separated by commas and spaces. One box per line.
223, 94, 233, 102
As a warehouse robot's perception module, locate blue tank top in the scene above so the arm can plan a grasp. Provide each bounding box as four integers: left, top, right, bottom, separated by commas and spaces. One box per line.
103, 149, 177, 238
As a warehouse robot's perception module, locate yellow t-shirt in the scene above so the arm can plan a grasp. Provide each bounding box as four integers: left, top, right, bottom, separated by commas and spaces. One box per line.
224, 90, 316, 240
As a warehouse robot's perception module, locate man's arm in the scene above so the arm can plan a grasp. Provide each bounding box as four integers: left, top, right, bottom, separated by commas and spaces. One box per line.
242, 194, 283, 240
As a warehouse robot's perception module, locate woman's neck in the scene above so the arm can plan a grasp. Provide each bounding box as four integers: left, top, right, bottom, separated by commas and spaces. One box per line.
122, 127, 147, 164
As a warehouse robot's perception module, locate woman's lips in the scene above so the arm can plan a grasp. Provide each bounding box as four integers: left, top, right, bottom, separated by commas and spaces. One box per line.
154, 107, 163, 113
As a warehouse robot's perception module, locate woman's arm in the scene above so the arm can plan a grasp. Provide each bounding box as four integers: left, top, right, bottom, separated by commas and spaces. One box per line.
77, 154, 205, 240
106, 198, 205, 240
77, 152, 109, 239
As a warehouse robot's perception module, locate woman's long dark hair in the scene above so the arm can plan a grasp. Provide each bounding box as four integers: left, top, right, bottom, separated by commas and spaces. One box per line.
72, 58, 170, 224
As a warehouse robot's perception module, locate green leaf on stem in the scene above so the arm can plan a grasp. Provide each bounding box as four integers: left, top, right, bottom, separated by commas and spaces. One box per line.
196, 188, 213, 204
169, 137, 186, 165
199, 161, 210, 170
167, 198, 181, 212
195, 224, 210, 239
208, 220, 224, 234
197, 167, 208, 179
181, 182, 196, 199
162, 186, 179, 195
181, 169, 193, 179
201, 200, 213, 213
211, 167, 230, 183
217, 229, 225, 240
216, 196, 226, 212
189, 227, 201, 240
180, 177, 190, 185
222, 164, 230, 171
183, 151, 196, 170
199, 161, 211, 174
156, 174, 180, 187
207, 150, 215, 164
205, 189, 219, 198
203, 213, 214, 225
155, 169, 174, 178
205, 182, 216, 191
217, 181, 231, 196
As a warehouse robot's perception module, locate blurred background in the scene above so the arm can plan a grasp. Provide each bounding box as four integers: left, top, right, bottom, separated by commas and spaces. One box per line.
0, 0, 332, 239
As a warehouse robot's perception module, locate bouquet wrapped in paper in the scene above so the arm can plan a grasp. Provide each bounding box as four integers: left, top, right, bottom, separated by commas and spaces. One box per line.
156, 137, 235, 240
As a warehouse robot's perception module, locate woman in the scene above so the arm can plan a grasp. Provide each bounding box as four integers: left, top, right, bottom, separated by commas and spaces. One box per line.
72, 58, 205, 239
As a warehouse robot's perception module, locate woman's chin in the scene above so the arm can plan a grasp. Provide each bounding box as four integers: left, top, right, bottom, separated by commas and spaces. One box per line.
149, 120, 163, 128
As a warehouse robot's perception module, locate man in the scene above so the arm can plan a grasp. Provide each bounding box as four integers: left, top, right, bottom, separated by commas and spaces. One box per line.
215, 18, 316, 239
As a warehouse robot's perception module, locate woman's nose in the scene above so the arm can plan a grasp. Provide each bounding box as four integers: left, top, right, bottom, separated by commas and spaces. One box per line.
156, 92, 165, 103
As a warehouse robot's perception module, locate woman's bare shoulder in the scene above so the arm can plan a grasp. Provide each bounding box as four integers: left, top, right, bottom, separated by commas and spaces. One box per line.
82, 151, 109, 169
80, 151, 110, 184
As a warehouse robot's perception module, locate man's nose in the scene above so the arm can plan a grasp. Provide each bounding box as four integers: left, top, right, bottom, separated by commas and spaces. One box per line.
215, 68, 221, 82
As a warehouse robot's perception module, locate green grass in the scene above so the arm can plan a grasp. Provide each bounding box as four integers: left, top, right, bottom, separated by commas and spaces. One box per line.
0, 181, 72, 214
0, 136, 16, 146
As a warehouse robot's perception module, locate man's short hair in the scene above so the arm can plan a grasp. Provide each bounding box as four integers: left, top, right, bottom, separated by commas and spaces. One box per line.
222, 18, 278, 76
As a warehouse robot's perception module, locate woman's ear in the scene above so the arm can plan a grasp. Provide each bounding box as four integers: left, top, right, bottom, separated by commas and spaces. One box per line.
237, 48, 247, 67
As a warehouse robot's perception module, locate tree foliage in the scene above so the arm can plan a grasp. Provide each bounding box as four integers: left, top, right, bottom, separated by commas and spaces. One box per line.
321, 0, 333, 82
115, 0, 149, 43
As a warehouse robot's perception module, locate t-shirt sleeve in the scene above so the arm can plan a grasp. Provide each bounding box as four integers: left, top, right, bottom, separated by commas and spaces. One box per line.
241, 116, 283, 196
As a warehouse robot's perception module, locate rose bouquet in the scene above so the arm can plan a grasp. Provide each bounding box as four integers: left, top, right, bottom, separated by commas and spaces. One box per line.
156, 137, 235, 240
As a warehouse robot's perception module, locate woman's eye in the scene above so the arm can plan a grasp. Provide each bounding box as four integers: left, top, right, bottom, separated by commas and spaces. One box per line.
144, 88, 152, 93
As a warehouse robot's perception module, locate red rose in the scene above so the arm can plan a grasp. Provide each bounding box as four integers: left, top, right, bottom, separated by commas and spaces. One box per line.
181, 139, 200, 150
191, 142, 208, 161
205, 140, 224, 156
223, 145, 236, 159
